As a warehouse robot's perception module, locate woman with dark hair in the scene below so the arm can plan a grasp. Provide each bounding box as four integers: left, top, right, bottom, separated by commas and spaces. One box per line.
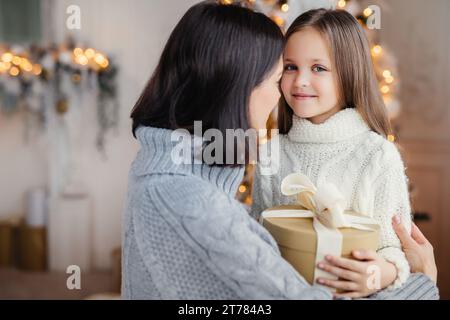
122, 1, 438, 299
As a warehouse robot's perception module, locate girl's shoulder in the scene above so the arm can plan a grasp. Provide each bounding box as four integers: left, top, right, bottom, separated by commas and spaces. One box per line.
365, 131, 403, 161
359, 131, 407, 177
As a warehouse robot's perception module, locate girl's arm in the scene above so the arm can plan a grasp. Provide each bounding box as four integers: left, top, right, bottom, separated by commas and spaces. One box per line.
315, 143, 413, 296
370, 149, 412, 290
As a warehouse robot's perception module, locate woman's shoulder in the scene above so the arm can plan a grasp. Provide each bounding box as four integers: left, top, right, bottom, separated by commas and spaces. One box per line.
139, 173, 242, 217
133, 173, 253, 248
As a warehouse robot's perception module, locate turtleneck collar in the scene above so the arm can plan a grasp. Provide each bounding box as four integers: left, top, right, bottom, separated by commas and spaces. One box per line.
133, 126, 245, 196
287, 108, 371, 143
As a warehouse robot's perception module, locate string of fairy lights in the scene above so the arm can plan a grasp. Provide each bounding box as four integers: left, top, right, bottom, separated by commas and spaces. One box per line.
0, 52, 42, 77
0, 46, 110, 77
0, 41, 118, 154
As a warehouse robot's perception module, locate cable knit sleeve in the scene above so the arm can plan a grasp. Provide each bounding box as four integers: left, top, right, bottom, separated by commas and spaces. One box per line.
370, 143, 412, 290
141, 177, 332, 300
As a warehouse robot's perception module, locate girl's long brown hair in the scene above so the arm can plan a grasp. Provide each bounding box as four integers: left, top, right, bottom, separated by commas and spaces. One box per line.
278, 8, 391, 137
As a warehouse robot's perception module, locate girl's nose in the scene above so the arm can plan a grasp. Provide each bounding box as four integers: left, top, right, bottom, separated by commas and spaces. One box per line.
293, 69, 310, 88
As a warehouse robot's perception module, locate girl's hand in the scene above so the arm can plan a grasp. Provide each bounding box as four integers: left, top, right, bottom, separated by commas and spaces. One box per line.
316, 250, 398, 299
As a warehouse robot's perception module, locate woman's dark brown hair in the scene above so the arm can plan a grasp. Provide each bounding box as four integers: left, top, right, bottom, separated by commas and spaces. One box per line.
278, 8, 391, 137
130, 1, 284, 166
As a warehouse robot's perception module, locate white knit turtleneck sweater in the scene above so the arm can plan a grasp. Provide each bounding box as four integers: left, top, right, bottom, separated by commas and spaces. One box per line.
251, 108, 411, 290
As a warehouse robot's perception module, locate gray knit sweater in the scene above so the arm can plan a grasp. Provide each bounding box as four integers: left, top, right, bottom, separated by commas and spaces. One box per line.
121, 126, 439, 300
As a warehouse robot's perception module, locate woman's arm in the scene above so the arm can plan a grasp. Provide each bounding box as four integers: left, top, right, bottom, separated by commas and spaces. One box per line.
137, 178, 332, 299
392, 215, 438, 283
366, 272, 439, 300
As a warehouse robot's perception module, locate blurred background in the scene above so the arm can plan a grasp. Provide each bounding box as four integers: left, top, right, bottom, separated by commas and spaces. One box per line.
0, 0, 449, 299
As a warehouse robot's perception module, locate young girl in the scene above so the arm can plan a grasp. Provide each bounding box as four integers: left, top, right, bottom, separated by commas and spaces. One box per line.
251, 8, 412, 298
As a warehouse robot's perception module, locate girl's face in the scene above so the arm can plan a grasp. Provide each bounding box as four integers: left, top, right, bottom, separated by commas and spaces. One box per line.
249, 57, 283, 131
281, 27, 341, 124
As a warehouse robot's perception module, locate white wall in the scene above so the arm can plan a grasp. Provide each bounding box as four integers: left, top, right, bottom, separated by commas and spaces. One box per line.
0, 0, 199, 269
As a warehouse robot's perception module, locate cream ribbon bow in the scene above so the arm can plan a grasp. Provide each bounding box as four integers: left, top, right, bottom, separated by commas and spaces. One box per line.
280, 173, 376, 230
260, 172, 378, 289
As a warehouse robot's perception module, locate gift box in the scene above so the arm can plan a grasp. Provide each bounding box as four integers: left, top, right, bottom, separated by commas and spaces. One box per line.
262, 205, 379, 285
260, 173, 380, 287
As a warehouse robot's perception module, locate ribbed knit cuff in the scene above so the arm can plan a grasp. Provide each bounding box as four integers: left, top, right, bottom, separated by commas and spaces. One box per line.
378, 247, 411, 290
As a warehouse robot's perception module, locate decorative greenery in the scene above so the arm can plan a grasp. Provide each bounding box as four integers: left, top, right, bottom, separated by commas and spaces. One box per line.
0, 38, 119, 154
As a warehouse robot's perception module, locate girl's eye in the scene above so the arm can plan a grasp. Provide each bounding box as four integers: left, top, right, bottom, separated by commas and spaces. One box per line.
283, 64, 297, 72
312, 65, 327, 73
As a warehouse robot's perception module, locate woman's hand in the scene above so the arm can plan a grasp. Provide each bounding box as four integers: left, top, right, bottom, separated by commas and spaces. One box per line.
316, 250, 397, 299
392, 214, 437, 283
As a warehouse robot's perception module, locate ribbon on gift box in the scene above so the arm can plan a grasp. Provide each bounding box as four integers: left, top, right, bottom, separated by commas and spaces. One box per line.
260, 172, 379, 290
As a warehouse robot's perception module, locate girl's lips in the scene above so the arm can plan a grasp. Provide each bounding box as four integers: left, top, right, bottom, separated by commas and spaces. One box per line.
292, 93, 318, 100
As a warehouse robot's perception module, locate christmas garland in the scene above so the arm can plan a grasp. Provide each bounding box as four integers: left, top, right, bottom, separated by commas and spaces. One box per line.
0, 38, 119, 153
